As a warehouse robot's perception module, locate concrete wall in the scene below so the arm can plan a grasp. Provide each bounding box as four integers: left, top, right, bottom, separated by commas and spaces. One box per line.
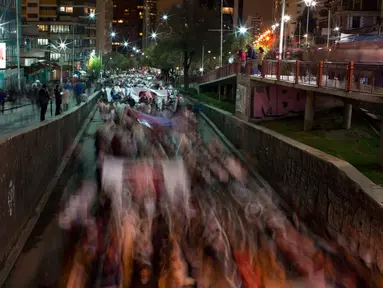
253, 85, 307, 119
0, 93, 99, 263
201, 103, 383, 281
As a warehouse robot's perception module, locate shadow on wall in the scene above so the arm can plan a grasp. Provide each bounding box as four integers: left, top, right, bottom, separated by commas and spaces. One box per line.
252, 85, 345, 120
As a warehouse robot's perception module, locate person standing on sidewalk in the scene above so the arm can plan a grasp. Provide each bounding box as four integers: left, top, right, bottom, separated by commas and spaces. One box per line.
62, 88, 70, 112
54, 84, 62, 116
0, 89, 7, 114
74, 81, 84, 105
39, 84, 50, 121
86, 79, 92, 95
258, 47, 265, 77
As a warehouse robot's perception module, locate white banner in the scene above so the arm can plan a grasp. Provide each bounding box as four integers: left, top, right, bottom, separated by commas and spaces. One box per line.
0, 43, 5, 69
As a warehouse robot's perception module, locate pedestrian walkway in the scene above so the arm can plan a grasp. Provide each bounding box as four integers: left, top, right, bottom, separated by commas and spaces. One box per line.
0, 93, 78, 137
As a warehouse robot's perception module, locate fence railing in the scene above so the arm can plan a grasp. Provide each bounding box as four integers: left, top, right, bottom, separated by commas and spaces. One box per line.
191, 60, 383, 96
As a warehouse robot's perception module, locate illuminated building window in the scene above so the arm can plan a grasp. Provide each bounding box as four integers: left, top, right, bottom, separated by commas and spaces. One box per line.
37, 38, 48, 46
37, 24, 49, 31
60, 6, 73, 13
124, 9, 128, 12
113, 5, 117, 7
118, 19, 123, 23
137, 5, 143, 8
222, 7, 233, 14
139, 12, 142, 15
139, 32, 143, 36
112, 20, 117, 23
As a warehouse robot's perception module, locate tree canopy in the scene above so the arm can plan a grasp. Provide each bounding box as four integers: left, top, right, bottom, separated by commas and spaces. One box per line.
87, 56, 102, 80
103, 52, 140, 72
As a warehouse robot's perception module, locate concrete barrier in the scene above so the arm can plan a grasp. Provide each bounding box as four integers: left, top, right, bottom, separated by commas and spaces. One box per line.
200, 103, 383, 280
0, 92, 99, 263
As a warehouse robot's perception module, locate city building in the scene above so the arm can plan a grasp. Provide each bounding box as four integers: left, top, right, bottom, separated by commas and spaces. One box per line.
143, 0, 157, 49
96, 0, 114, 53
242, 0, 274, 28
246, 15, 262, 37
334, 0, 380, 34
112, 0, 144, 51
21, 0, 112, 82
0, 0, 23, 89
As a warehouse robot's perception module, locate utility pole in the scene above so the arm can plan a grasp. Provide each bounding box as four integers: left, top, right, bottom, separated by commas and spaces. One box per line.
201, 44, 204, 74
72, 24, 75, 85
16, 0, 21, 92
279, 0, 285, 59
220, 0, 223, 67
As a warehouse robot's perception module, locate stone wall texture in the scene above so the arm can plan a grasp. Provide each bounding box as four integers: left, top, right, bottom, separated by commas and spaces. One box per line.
0, 93, 99, 263
201, 103, 383, 280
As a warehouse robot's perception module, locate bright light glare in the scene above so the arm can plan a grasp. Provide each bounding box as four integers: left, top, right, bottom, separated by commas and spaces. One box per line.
151, 32, 157, 39
90, 50, 95, 57
162, 14, 168, 20
133, 46, 137, 51
334, 27, 340, 31
111, 32, 116, 37
303, 34, 308, 38
304, 0, 316, 6
239, 26, 247, 34
123, 41, 128, 47
199, 67, 203, 72
89, 12, 95, 19
283, 15, 291, 22
59, 42, 66, 49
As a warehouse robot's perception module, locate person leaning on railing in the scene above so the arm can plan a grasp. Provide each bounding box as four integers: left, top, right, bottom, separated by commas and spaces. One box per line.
258, 47, 265, 77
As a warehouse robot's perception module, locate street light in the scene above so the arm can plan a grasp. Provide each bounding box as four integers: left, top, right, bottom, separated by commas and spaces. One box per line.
151, 32, 157, 39
111, 31, 116, 38
89, 12, 95, 19
133, 46, 137, 51
283, 15, 291, 59
162, 14, 168, 21
58, 40, 68, 84
304, 0, 316, 46
123, 41, 128, 47
238, 26, 247, 35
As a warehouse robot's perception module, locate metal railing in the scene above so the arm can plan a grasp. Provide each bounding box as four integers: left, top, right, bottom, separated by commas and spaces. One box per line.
193, 60, 383, 97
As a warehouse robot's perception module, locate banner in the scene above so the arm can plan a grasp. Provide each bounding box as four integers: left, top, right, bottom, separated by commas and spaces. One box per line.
0, 43, 6, 69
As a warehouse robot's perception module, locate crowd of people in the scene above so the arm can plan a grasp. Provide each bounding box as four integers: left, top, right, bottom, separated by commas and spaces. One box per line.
237, 46, 265, 76
55, 70, 367, 288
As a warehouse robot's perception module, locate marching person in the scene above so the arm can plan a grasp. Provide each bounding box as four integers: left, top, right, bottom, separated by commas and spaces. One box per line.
39, 84, 50, 121
54, 84, 62, 116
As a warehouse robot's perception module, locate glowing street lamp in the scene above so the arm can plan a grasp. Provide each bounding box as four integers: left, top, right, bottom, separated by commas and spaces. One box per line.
123, 41, 128, 47
283, 15, 291, 22
89, 12, 95, 19
133, 46, 137, 51
151, 32, 157, 39
334, 27, 340, 31
199, 67, 203, 72
304, 0, 316, 46
111, 31, 116, 38
282, 15, 291, 59
162, 14, 168, 21
238, 26, 247, 35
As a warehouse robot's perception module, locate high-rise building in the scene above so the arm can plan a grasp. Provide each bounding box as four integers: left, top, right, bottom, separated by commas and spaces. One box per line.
97, 0, 114, 53
21, 0, 112, 80
0, 0, 22, 89
242, 0, 274, 28
143, 0, 157, 49
334, 0, 380, 33
112, 0, 144, 51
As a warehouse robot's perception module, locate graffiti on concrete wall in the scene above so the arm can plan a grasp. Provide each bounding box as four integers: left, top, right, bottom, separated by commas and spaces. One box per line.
236, 84, 247, 115
8, 180, 15, 217
253, 85, 306, 119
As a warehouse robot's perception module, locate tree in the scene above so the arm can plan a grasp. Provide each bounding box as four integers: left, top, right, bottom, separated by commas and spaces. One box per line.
103, 52, 129, 72
87, 56, 102, 80
143, 41, 182, 81
159, 2, 221, 88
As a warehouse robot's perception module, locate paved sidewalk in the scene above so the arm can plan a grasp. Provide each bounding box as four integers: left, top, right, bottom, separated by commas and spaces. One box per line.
0, 93, 78, 137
